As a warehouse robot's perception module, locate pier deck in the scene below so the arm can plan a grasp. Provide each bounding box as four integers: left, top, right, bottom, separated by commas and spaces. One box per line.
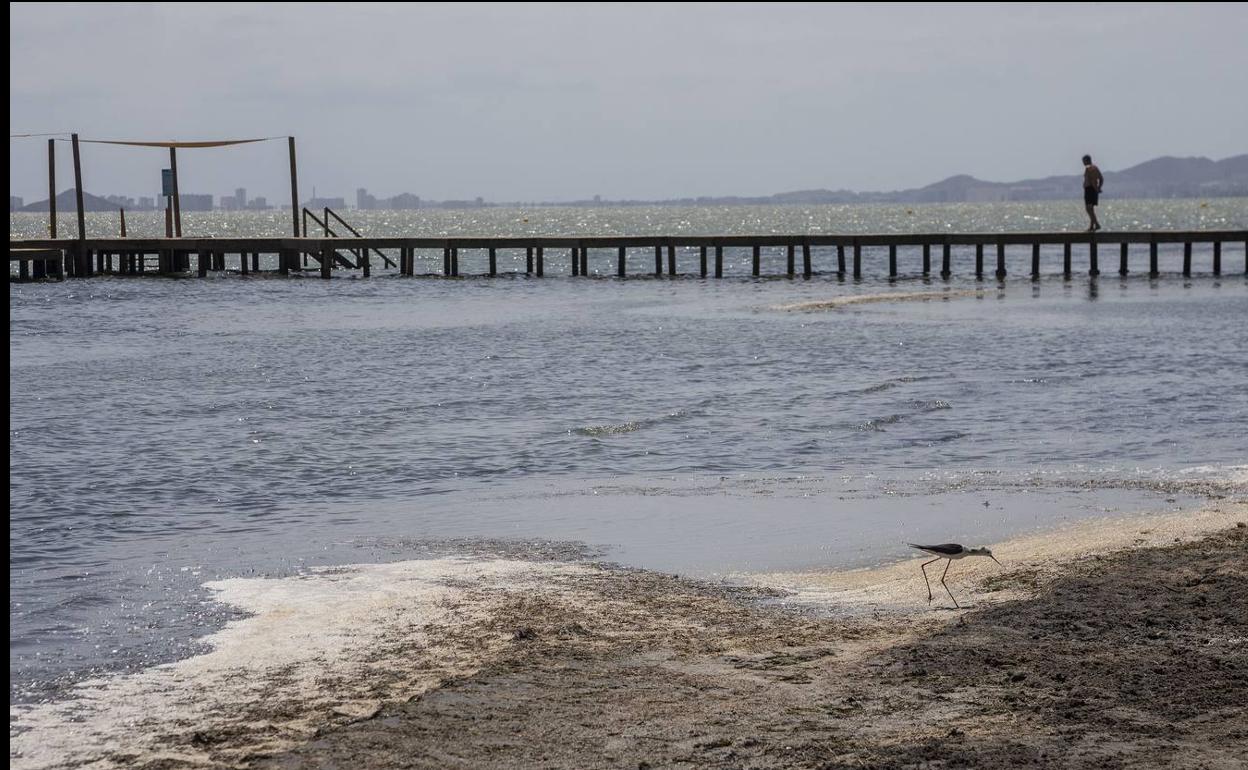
8, 230, 1246, 281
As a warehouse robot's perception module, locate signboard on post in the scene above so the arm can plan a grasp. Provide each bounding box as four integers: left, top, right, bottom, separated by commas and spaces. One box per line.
161, 169, 174, 197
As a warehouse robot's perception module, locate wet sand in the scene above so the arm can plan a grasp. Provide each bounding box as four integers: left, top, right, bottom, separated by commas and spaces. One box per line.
11, 501, 1247, 770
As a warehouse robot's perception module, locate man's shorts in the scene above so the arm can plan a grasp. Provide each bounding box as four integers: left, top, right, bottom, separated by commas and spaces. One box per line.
1084, 187, 1099, 206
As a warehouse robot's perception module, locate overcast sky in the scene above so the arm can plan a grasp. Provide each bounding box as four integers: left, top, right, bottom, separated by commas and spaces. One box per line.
9, 2, 1247, 203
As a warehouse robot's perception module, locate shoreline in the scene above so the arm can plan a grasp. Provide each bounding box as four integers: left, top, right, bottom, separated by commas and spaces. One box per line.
10, 499, 1247, 769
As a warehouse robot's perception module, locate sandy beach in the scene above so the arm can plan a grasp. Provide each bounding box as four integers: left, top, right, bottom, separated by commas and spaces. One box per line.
11, 495, 1246, 770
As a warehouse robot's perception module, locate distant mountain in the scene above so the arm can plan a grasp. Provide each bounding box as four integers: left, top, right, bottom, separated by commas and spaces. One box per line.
19, 189, 121, 213
534, 154, 1248, 206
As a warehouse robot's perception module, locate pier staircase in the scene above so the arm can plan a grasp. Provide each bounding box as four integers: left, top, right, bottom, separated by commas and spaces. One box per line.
300, 208, 397, 270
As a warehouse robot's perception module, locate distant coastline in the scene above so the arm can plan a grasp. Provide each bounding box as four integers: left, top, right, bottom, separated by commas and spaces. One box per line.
12, 154, 1246, 214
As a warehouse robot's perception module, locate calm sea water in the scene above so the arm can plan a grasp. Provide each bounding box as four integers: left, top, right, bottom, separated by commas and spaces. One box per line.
9, 200, 1248, 703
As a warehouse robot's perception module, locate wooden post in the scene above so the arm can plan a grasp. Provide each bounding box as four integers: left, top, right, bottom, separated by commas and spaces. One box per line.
1063, 242, 1072, 278
536, 246, 544, 277
941, 242, 951, 279
787, 243, 796, 277
1182, 242, 1192, 276
667, 245, 676, 276
1119, 243, 1129, 275
452, 247, 459, 276
654, 245, 662, 277
700, 246, 708, 278
802, 242, 811, 278
996, 242, 1006, 279
320, 241, 333, 279
359, 246, 369, 277
752, 245, 761, 277
253, 252, 260, 272
1031, 243, 1041, 279
1149, 240, 1159, 277
618, 246, 626, 277
288, 137, 300, 237
1212, 241, 1221, 275
71, 130, 86, 239
526, 246, 534, 275
888, 244, 897, 279
488, 247, 497, 277
169, 147, 182, 237
443, 247, 451, 276
853, 241, 862, 279
715, 245, 723, 278
974, 243, 984, 279
922, 243, 931, 276
1089, 240, 1099, 276
118, 208, 126, 237
241, 250, 250, 275
198, 249, 209, 277
838, 244, 847, 276
48, 139, 57, 238
580, 247, 588, 276
571, 247, 579, 276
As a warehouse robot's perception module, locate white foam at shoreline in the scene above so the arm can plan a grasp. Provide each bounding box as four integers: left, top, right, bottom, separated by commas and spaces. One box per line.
10, 557, 591, 770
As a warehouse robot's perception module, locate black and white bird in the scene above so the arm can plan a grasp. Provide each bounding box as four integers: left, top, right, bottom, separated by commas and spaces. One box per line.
908, 543, 1002, 608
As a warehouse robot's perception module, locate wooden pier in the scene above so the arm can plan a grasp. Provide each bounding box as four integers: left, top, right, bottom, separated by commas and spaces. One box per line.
8, 230, 1246, 281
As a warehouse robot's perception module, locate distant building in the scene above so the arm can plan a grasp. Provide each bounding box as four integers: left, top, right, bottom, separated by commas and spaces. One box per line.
357, 188, 377, 210
139, 197, 156, 210
180, 194, 213, 212
10, 196, 23, 212
387, 192, 421, 209
246, 196, 270, 210
220, 188, 248, 211
305, 197, 346, 210
105, 194, 137, 209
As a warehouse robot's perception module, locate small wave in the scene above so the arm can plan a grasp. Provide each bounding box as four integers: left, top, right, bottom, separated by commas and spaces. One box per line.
774, 289, 981, 312
574, 410, 688, 437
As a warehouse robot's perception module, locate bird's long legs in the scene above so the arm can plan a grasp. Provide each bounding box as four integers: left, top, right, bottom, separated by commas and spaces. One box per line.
919, 557, 941, 602
940, 558, 960, 608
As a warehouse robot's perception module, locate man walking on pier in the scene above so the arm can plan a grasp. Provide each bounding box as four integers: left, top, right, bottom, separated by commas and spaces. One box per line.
1083, 154, 1104, 231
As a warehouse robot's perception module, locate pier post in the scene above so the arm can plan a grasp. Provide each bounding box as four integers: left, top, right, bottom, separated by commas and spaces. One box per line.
752, 245, 761, 277
241, 250, 249, 275
253, 253, 259, 272
1149, 240, 1159, 277
802, 242, 812, 278
580, 246, 588, 276
654, 245, 662, 277
536, 247, 544, 277
288, 137, 300, 237
489, 247, 497, 277
47, 139, 57, 239
787, 244, 796, 277
853, 241, 862, 279
888, 244, 897, 280
1212, 241, 1221, 275
837, 244, 847, 276
71, 132, 86, 245
1119, 243, 1129, 275
572, 247, 579, 276
526, 247, 533, 275
668, 244, 676, 276
996, 242, 1006, 279
941, 242, 951, 279
443, 247, 451, 276
1089, 241, 1099, 276
700, 246, 708, 278
618, 246, 626, 277
1183, 242, 1192, 276
1031, 243, 1041, 279
169, 147, 182, 237
922, 243, 931, 276
975, 243, 984, 279
321, 242, 333, 279
453, 247, 460, 276
1063, 242, 1072, 278
360, 247, 369, 277
715, 246, 723, 278
198, 249, 208, 277
120, 208, 127, 237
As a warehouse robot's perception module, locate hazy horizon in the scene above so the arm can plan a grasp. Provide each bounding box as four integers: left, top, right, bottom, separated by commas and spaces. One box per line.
10, 3, 1248, 202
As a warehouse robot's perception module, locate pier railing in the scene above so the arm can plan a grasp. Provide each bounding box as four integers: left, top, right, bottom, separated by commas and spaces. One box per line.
8, 230, 1246, 281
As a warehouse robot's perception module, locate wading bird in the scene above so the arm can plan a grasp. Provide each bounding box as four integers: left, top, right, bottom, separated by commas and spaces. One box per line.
908, 543, 1001, 608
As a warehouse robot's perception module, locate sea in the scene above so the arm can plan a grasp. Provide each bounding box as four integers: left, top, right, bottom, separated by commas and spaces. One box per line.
9, 198, 1248, 705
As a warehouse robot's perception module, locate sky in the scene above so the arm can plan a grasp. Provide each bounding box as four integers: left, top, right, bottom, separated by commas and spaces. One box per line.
9, 2, 1248, 203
